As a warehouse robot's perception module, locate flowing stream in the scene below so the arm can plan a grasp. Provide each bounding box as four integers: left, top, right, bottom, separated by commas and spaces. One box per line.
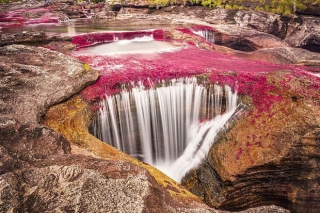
74, 35, 184, 56
90, 77, 238, 182
192, 29, 215, 44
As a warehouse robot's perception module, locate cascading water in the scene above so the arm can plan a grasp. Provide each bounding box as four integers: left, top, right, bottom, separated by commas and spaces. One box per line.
74, 34, 183, 56
81, 6, 95, 18
192, 29, 215, 44
90, 77, 238, 182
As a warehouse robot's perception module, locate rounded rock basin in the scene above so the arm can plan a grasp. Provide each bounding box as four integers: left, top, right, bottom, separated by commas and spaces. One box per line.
73, 38, 184, 56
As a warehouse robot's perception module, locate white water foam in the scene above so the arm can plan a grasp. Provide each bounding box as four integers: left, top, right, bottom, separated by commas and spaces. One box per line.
192, 30, 215, 44
114, 35, 154, 44
74, 38, 184, 56
91, 78, 238, 182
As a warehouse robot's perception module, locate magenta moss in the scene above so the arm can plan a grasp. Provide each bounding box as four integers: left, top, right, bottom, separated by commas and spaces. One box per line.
72, 29, 319, 115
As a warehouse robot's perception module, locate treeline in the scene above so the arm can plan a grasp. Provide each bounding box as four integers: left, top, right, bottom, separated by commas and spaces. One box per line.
1, 0, 318, 15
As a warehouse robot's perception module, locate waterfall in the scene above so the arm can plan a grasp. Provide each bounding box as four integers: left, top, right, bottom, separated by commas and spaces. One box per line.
81, 6, 94, 18
192, 30, 215, 44
113, 35, 154, 43
91, 77, 238, 182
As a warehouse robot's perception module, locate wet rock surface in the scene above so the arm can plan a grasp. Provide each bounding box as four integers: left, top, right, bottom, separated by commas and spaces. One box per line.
0, 31, 72, 47
0, 45, 98, 162
0, 44, 216, 212
182, 71, 320, 213
284, 16, 320, 53
1, 1, 320, 212
216, 46, 320, 66
0, 41, 289, 213
211, 24, 289, 51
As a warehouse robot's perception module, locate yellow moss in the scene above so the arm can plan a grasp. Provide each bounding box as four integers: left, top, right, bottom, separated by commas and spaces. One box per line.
208, 71, 320, 182
42, 95, 206, 206
83, 63, 90, 72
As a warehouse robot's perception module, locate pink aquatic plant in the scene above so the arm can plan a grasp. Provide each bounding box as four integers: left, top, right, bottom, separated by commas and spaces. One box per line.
72, 30, 164, 48
189, 25, 215, 32
0, 6, 60, 28
72, 28, 319, 115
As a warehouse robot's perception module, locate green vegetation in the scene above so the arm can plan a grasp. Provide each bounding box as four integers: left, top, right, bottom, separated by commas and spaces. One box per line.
200, 0, 221, 8
146, 0, 311, 15
0, 0, 314, 15
194, 0, 310, 14
147, 0, 189, 8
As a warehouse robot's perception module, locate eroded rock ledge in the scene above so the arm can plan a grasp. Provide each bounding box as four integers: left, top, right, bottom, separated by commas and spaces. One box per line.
0, 44, 214, 212
1, 3, 319, 212
182, 71, 320, 213
0, 43, 291, 212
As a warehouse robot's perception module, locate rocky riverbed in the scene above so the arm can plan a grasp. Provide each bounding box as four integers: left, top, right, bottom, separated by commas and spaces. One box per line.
1, 1, 320, 212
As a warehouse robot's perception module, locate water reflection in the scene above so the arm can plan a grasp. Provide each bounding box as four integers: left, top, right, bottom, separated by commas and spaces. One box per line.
67, 22, 76, 36
0, 18, 174, 35
74, 38, 184, 56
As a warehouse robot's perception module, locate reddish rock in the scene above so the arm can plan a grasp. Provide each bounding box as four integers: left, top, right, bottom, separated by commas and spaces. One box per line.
284, 16, 320, 53
182, 70, 320, 213
0, 41, 287, 213
0, 45, 98, 162
212, 25, 289, 51
0, 31, 72, 47
215, 46, 320, 66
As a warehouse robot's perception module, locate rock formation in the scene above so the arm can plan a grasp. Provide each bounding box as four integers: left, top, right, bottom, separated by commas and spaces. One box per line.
0, 44, 217, 212
0, 42, 291, 213
182, 70, 320, 213
1, 1, 320, 212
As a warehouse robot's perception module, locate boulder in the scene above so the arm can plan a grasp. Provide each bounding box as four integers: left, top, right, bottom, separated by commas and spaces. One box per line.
216, 46, 320, 65
0, 31, 72, 47
0, 45, 98, 162
284, 16, 320, 53
212, 25, 289, 51
0, 153, 214, 213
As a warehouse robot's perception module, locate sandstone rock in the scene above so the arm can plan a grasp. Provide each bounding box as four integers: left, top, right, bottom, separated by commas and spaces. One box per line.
212, 25, 289, 51
0, 44, 216, 213
225, 47, 320, 65
1, 3, 318, 212
93, 7, 116, 19
0, 31, 72, 47
0, 149, 215, 213
220, 205, 290, 213
233, 10, 287, 38
182, 70, 320, 213
284, 16, 320, 53
203, 8, 237, 24
0, 45, 98, 162
165, 29, 215, 51
1, 148, 287, 212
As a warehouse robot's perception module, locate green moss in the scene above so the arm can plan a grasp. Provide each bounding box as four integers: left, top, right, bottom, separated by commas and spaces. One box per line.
235, 4, 244, 9
200, 0, 222, 8
254, 5, 264, 11
225, 4, 233, 8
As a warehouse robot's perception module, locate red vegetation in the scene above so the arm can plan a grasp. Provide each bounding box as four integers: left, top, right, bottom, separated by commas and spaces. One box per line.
189, 25, 215, 31
72, 32, 115, 48
0, 6, 60, 28
72, 30, 164, 48
72, 29, 319, 115
236, 147, 243, 160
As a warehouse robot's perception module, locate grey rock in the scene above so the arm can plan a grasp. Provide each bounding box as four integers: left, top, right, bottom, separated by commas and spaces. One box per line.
284, 16, 320, 53
0, 45, 99, 162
